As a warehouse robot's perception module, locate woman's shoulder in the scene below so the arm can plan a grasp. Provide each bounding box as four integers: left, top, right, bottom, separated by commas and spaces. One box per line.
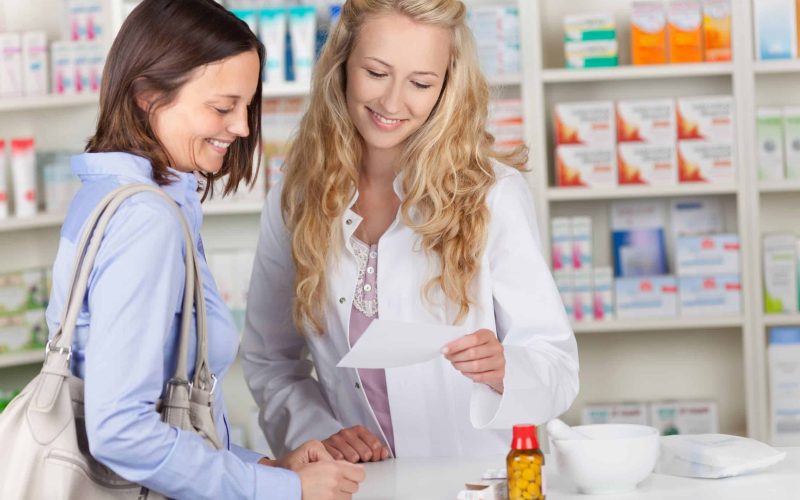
486, 161, 531, 208
62, 179, 184, 246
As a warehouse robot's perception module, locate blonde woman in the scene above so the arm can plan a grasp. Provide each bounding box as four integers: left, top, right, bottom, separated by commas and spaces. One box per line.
242, 0, 578, 462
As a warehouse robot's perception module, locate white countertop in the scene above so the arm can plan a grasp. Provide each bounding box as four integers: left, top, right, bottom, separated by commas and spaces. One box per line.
355, 448, 800, 499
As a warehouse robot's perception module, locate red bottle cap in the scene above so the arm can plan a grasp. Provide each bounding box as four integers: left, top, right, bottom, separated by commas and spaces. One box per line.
511, 424, 539, 450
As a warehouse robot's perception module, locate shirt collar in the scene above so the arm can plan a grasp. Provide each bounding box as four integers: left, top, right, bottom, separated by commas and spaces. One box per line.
71, 152, 199, 208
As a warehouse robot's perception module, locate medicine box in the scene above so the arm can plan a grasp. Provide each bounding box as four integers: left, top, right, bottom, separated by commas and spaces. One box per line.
563, 13, 616, 42
702, 0, 732, 62
757, 107, 785, 181
616, 99, 676, 144
768, 327, 800, 446
581, 402, 649, 426
783, 106, 800, 179
0, 33, 23, 98
754, 0, 798, 60
617, 143, 677, 186
593, 267, 614, 321
678, 274, 741, 316
554, 271, 574, 321
631, 1, 668, 65
675, 234, 740, 276
572, 270, 593, 323
0, 269, 47, 316
551, 217, 572, 272
21, 31, 47, 96
554, 101, 615, 145
649, 400, 719, 435
571, 216, 592, 270
615, 275, 678, 319
564, 40, 619, 69
556, 145, 617, 188
0, 309, 46, 353
667, 1, 704, 63
677, 140, 735, 183
676, 96, 734, 142
763, 233, 799, 313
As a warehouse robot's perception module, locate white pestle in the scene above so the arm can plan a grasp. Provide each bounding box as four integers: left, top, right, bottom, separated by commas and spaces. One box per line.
546, 418, 591, 441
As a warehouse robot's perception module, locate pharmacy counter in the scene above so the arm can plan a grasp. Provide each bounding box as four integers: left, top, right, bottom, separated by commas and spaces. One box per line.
355, 448, 800, 499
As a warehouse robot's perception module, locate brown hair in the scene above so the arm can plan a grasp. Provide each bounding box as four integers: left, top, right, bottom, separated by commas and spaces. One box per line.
87, 0, 265, 197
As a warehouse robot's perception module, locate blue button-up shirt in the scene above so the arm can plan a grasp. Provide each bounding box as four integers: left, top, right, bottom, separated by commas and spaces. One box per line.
45, 152, 300, 499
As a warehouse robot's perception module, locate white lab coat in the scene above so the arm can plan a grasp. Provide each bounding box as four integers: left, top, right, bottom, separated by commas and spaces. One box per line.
240, 164, 579, 458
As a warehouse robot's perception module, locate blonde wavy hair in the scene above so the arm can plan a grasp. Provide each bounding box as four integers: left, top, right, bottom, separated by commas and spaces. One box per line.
282, 0, 528, 334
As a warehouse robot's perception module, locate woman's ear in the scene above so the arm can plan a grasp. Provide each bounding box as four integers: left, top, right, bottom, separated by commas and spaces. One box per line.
133, 85, 159, 113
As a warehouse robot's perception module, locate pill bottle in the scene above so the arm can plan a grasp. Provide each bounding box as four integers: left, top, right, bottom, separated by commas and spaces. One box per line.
507, 424, 544, 500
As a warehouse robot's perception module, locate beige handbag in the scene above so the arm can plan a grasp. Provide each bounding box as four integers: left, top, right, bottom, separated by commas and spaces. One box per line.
0, 184, 223, 499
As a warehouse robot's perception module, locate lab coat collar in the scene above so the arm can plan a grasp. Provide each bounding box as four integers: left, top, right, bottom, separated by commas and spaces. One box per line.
71, 152, 199, 208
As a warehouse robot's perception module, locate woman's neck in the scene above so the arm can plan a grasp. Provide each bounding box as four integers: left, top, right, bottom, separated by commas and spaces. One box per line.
361, 146, 399, 189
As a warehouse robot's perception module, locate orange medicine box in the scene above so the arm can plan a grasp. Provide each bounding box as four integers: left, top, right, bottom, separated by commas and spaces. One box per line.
556, 145, 617, 187
676, 95, 734, 142
618, 143, 677, 185
703, 0, 731, 61
677, 140, 735, 183
668, 1, 703, 63
631, 1, 668, 65
616, 99, 676, 144
554, 101, 615, 145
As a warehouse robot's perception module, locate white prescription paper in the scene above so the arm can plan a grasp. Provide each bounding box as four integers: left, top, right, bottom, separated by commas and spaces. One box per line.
337, 319, 466, 369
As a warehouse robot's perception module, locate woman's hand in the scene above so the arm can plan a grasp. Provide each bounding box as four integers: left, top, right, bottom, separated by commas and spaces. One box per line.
322, 425, 390, 463
442, 329, 505, 393
266, 440, 333, 471
297, 460, 365, 500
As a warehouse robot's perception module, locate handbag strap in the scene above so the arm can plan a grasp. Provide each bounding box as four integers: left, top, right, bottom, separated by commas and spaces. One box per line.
46, 184, 213, 391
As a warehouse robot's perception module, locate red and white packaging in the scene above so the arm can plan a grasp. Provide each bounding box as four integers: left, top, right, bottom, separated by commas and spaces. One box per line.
616, 99, 677, 144
677, 140, 735, 183
676, 95, 734, 142
554, 101, 615, 145
556, 145, 617, 187
618, 143, 677, 185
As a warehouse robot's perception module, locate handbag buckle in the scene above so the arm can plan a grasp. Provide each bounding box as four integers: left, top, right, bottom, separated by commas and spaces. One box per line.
45, 340, 72, 362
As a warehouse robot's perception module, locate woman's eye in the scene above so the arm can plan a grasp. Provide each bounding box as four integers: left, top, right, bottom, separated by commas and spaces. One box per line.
412, 81, 433, 90
367, 70, 387, 78
214, 107, 234, 114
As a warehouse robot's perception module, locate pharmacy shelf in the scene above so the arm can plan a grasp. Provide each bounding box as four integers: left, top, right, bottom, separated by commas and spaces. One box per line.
0, 213, 64, 234
202, 201, 263, 216
0, 203, 265, 234
572, 316, 744, 334
487, 73, 522, 86
262, 82, 311, 99
762, 314, 800, 327
541, 62, 733, 84
759, 179, 800, 193
0, 93, 99, 113
546, 184, 738, 202
753, 59, 800, 75
0, 350, 45, 369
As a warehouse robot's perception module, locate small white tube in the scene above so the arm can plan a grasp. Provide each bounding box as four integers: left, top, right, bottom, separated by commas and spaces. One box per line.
11, 138, 37, 218
0, 139, 8, 219
260, 7, 287, 85
289, 5, 317, 85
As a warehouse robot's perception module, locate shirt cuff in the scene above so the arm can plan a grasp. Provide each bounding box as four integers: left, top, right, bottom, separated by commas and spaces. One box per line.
254, 465, 302, 500
231, 443, 267, 464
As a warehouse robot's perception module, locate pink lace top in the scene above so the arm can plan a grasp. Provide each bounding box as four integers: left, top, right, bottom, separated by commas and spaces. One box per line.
348, 237, 395, 454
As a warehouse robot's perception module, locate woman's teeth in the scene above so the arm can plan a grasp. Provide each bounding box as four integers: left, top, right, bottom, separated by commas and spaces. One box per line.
207, 139, 231, 149
370, 109, 402, 125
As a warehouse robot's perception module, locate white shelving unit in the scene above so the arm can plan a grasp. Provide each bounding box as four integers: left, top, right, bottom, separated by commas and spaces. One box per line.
3, 0, 796, 445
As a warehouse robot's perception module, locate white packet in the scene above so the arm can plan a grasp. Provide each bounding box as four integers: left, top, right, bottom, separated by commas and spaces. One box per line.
655, 434, 786, 478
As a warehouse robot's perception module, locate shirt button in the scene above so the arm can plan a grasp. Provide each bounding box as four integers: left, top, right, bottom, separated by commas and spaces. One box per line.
355, 382, 361, 390
345, 219, 353, 225
339, 297, 346, 304
364, 284, 372, 292
369, 251, 377, 259
367, 267, 375, 274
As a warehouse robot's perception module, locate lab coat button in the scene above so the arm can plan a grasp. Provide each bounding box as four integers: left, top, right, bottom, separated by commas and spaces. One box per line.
346, 219, 353, 225
364, 284, 372, 292
367, 267, 375, 274
339, 297, 346, 304
355, 382, 361, 390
